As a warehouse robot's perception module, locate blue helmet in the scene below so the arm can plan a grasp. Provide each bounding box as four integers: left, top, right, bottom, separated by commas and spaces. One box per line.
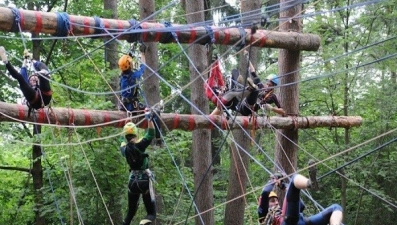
266, 74, 279, 86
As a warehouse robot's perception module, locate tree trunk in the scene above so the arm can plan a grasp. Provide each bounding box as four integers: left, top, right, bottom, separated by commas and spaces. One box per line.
103, 0, 120, 108
224, 0, 261, 224
185, 1, 214, 224
223, 131, 250, 225
275, 0, 302, 204
32, 125, 45, 225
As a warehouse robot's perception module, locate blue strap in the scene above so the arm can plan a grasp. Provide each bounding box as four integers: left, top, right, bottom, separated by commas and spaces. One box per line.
126, 19, 142, 43
93, 16, 105, 38
162, 21, 178, 43
204, 25, 216, 45
54, 12, 70, 37
235, 26, 246, 51
9, 7, 21, 32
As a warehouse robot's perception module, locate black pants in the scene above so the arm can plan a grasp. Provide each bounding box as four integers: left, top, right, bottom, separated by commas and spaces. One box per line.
6, 62, 52, 109
123, 178, 156, 225
238, 89, 260, 116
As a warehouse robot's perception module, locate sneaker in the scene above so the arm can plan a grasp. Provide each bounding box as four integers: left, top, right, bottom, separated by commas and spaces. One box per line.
139, 219, 152, 225
308, 159, 319, 191
0, 46, 8, 62
237, 75, 257, 90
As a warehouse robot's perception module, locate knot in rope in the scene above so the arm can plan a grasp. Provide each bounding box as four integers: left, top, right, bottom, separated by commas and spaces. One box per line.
204, 25, 216, 45
161, 21, 178, 43
93, 16, 105, 38
235, 26, 246, 51
9, 7, 21, 32
126, 19, 142, 43
54, 12, 71, 37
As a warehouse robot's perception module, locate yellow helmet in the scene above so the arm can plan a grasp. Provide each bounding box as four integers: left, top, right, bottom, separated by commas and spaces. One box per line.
118, 55, 134, 71
123, 122, 138, 136
269, 191, 278, 199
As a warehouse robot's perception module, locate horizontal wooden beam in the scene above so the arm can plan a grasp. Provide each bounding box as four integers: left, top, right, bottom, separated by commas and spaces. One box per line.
0, 7, 321, 51
0, 102, 362, 130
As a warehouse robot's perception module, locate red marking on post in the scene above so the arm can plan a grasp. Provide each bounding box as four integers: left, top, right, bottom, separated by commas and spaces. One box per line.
37, 109, 45, 123
222, 29, 230, 45
68, 109, 74, 125
117, 120, 125, 128
221, 118, 228, 130
242, 117, 249, 129
117, 20, 124, 30
19, 10, 25, 28
83, 109, 91, 125
34, 11, 42, 33
154, 23, 162, 42
83, 17, 90, 35
103, 19, 110, 29
141, 23, 148, 41
18, 105, 25, 120
188, 27, 196, 43
103, 112, 110, 123
173, 114, 180, 129
259, 31, 267, 47
214, 29, 219, 43
188, 115, 195, 130
208, 115, 215, 129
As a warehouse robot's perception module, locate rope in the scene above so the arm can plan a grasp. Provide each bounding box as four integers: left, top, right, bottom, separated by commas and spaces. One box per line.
54, 12, 71, 37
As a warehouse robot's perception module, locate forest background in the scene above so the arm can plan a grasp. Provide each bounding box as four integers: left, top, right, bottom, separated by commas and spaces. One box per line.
0, 0, 396, 225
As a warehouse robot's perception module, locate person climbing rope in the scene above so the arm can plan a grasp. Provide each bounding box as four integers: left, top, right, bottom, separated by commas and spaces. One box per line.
118, 48, 163, 146
118, 49, 145, 112
0, 46, 52, 111
210, 58, 285, 117
120, 110, 158, 225
258, 191, 282, 225
258, 162, 344, 225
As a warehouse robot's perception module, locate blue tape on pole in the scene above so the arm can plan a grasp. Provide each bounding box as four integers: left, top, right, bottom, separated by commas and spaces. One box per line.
204, 25, 216, 45
161, 21, 177, 43
54, 12, 71, 37
9, 7, 21, 32
126, 19, 142, 43
93, 16, 104, 38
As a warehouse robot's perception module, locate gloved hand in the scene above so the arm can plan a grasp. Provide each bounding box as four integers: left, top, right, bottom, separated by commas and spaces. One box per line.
23, 49, 32, 59
262, 103, 273, 112
0, 46, 8, 63
139, 43, 147, 53
144, 109, 153, 121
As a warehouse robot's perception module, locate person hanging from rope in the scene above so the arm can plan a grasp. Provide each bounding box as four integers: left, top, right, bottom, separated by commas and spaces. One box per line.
258, 162, 344, 225
0, 46, 52, 111
118, 46, 163, 146
120, 110, 158, 225
210, 54, 285, 117
205, 55, 227, 104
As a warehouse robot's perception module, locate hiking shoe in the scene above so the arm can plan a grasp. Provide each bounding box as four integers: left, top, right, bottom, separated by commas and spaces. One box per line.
237, 75, 257, 90
139, 219, 152, 225
308, 159, 319, 191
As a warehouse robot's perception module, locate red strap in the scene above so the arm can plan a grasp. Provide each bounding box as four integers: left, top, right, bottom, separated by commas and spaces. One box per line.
18, 105, 25, 120
19, 9, 25, 29
188, 26, 196, 43
242, 117, 249, 129
188, 115, 195, 130
259, 31, 267, 47
154, 23, 162, 42
222, 29, 230, 45
103, 112, 110, 123
173, 114, 180, 130
37, 109, 45, 123
83, 17, 90, 35
141, 23, 148, 41
68, 108, 75, 125
221, 118, 228, 130
83, 109, 91, 125
41, 90, 52, 96
34, 11, 43, 33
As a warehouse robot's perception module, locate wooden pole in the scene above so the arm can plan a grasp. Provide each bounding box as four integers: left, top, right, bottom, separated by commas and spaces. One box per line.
0, 102, 362, 130
0, 7, 321, 51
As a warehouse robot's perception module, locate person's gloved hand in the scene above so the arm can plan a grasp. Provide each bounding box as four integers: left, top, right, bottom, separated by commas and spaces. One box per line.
23, 49, 32, 59
0, 46, 8, 63
262, 103, 273, 112
144, 109, 153, 121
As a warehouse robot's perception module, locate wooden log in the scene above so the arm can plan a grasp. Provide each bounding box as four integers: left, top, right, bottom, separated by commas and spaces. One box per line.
0, 7, 321, 51
0, 102, 362, 130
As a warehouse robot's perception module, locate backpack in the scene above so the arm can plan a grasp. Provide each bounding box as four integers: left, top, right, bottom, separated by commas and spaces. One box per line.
125, 143, 149, 170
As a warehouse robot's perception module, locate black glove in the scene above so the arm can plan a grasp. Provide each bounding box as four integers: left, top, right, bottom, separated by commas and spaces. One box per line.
139, 44, 147, 53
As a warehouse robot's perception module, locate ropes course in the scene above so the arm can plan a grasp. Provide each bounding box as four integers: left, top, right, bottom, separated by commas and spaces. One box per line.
0, 0, 396, 224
